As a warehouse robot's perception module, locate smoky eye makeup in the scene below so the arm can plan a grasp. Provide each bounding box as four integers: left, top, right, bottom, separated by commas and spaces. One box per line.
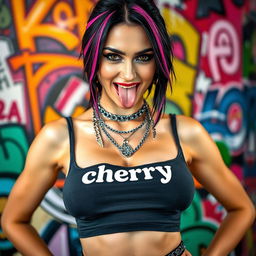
102, 53, 122, 62
102, 52, 154, 63
135, 54, 154, 63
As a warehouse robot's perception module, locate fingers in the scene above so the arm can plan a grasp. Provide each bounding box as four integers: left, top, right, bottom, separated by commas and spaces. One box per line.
182, 249, 192, 256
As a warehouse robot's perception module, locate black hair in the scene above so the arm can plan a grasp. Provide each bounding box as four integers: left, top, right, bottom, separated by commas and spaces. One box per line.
81, 0, 174, 124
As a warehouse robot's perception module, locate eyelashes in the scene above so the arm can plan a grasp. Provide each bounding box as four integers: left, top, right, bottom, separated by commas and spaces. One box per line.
102, 53, 154, 63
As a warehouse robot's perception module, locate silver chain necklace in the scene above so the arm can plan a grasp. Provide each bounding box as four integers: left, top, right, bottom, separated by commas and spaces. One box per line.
99, 116, 147, 134
92, 103, 154, 157
98, 101, 147, 121
97, 110, 151, 157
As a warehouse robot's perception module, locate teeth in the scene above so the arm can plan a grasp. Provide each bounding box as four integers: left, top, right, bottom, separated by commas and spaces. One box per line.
114, 83, 139, 89
119, 84, 137, 89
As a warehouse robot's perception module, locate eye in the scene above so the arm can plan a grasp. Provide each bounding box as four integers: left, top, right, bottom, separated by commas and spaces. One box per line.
135, 54, 154, 63
102, 53, 154, 63
103, 53, 121, 62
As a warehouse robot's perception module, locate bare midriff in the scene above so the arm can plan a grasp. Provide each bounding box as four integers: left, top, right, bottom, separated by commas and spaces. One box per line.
80, 231, 181, 256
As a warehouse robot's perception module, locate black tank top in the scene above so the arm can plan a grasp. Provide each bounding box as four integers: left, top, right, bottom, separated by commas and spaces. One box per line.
63, 114, 195, 238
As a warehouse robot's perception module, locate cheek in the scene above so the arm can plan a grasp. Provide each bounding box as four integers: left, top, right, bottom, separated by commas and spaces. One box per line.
138, 63, 156, 81
98, 63, 118, 81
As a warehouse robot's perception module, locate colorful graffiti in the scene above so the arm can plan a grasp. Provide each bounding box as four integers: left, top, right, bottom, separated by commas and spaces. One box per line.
0, 124, 29, 254
0, 0, 255, 255
159, 1, 256, 255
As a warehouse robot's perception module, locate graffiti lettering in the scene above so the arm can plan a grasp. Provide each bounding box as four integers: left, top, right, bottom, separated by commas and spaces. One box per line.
0, 100, 21, 123
161, 6, 199, 116
199, 84, 256, 154
10, 0, 93, 51
208, 20, 240, 82
9, 52, 82, 132
8, 0, 93, 133
0, 63, 10, 90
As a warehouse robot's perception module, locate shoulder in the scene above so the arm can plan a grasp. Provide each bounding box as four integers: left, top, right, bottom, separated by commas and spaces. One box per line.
37, 117, 69, 144
30, 117, 70, 156
158, 113, 203, 139
22, 117, 70, 172
175, 114, 218, 161
175, 114, 204, 142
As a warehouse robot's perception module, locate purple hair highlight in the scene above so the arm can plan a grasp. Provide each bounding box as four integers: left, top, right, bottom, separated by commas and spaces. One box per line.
132, 5, 170, 79
88, 11, 116, 112
86, 10, 109, 30
154, 97, 166, 125
132, 5, 171, 125
83, 31, 96, 57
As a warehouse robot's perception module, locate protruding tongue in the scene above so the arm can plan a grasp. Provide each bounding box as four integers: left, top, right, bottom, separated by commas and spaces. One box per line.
117, 85, 137, 108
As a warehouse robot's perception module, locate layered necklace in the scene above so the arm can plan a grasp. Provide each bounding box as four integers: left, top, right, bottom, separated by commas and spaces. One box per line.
92, 101, 156, 158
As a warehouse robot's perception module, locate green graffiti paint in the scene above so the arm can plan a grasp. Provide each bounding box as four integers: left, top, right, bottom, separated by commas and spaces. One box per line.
181, 191, 219, 256
182, 222, 217, 256
0, 125, 29, 174
216, 141, 232, 167
181, 190, 203, 228
0, 0, 12, 29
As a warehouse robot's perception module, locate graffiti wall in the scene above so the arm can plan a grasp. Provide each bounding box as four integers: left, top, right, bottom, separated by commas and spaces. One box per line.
0, 0, 255, 255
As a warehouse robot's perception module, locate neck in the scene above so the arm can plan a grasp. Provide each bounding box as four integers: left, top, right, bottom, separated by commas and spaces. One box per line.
97, 101, 147, 123
98, 94, 145, 116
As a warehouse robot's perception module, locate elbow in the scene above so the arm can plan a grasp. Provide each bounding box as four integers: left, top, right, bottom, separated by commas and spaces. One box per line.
247, 201, 256, 226
241, 199, 256, 228
1, 207, 18, 238
1, 206, 31, 238
1, 208, 11, 236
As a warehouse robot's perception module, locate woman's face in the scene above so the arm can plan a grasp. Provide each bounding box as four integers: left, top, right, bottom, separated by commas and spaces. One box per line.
97, 23, 156, 112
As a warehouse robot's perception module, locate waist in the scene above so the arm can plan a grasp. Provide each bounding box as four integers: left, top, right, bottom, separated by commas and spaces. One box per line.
81, 231, 182, 256
76, 210, 181, 238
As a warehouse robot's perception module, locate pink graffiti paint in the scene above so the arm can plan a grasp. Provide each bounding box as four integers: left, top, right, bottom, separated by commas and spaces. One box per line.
173, 41, 185, 61
227, 103, 242, 133
230, 164, 243, 181
55, 77, 81, 111
54, 76, 89, 116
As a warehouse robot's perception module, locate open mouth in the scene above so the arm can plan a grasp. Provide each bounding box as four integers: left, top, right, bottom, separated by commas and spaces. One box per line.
113, 82, 141, 108
113, 82, 140, 94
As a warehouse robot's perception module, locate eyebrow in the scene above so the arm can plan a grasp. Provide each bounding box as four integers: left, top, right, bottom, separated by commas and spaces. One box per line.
103, 47, 154, 55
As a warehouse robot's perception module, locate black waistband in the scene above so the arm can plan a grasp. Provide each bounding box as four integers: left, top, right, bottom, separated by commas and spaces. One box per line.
81, 240, 185, 256
165, 241, 185, 256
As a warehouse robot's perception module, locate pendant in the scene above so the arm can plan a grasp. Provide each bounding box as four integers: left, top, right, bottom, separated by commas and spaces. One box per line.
93, 112, 104, 147
121, 139, 134, 157
150, 118, 156, 138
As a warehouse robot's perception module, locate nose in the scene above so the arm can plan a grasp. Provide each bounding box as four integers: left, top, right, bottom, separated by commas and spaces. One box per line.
121, 60, 136, 81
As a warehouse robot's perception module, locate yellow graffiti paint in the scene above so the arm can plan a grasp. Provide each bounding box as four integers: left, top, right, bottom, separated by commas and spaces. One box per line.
10, 0, 93, 51
162, 7, 200, 116
9, 0, 93, 133
44, 105, 86, 123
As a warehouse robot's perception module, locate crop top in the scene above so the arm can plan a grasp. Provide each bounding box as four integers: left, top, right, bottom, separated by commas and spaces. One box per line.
62, 114, 195, 238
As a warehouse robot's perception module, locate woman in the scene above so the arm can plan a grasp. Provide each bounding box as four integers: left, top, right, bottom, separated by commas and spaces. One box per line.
2, 0, 255, 255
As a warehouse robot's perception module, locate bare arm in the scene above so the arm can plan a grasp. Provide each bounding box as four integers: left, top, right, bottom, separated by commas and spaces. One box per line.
1, 118, 68, 256
177, 115, 255, 256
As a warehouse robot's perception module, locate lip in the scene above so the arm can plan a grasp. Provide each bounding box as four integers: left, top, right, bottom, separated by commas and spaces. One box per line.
113, 82, 140, 95
114, 82, 140, 88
